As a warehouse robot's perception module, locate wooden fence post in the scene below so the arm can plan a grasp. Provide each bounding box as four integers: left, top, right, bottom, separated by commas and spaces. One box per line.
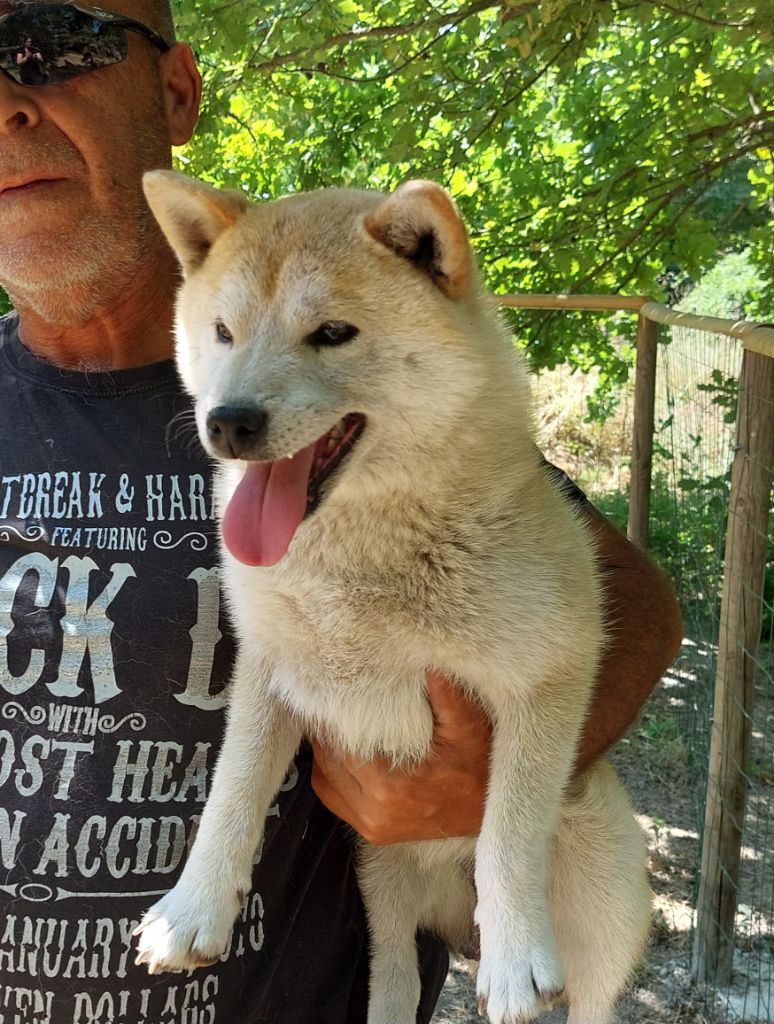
627, 312, 658, 549
692, 349, 774, 985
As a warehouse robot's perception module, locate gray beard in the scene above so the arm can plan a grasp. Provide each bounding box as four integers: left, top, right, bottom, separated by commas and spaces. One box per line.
3, 205, 155, 324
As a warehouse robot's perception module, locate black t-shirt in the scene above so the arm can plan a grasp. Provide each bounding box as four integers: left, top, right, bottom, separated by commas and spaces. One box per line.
0, 313, 446, 1024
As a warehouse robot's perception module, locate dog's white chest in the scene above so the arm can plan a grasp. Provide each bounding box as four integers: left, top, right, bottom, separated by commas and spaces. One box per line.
269, 657, 435, 762
230, 568, 436, 761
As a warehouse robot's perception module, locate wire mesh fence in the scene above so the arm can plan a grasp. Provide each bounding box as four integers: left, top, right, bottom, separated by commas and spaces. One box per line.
654, 324, 741, 844
655, 326, 774, 1022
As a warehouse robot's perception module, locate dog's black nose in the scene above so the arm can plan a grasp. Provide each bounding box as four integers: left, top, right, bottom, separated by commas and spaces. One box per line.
206, 406, 268, 458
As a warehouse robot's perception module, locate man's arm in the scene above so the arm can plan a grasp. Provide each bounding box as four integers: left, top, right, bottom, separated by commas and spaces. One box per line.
311, 504, 683, 844
573, 503, 683, 772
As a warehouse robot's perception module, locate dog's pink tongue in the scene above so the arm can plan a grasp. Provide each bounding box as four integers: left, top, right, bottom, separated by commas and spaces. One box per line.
221, 444, 316, 566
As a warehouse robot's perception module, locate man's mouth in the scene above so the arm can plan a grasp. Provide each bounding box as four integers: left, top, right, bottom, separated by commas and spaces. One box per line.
0, 177, 65, 199
220, 413, 366, 567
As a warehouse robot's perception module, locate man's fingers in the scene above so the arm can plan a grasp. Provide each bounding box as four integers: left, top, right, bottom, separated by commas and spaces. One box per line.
311, 740, 423, 843
426, 668, 491, 739
310, 740, 364, 822
310, 738, 344, 778
311, 770, 360, 830
311, 739, 399, 809
311, 739, 394, 783
311, 739, 363, 794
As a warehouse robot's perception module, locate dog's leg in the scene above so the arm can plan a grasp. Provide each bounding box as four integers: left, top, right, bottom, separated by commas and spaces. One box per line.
359, 844, 424, 1024
134, 657, 301, 973
551, 762, 651, 1024
475, 685, 589, 1024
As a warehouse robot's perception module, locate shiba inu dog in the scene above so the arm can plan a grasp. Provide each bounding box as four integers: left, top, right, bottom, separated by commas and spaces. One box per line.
135, 172, 651, 1024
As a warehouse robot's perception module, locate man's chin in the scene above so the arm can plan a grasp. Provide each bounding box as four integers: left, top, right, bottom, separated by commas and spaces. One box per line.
1, 232, 141, 322
5, 271, 106, 326
3, 277, 101, 325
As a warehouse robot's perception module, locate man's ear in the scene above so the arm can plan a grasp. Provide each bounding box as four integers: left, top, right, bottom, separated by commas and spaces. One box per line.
159, 43, 202, 147
363, 180, 472, 299
143, 170, 248, 276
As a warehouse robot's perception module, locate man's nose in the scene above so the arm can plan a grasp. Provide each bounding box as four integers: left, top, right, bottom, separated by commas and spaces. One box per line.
0, 70, 41, 134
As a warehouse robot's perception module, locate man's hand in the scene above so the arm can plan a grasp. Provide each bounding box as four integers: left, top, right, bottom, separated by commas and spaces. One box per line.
311, 669, 491, 845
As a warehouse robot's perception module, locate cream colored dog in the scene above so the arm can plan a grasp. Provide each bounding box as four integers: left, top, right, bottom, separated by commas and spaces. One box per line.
135, 172, 651, 1024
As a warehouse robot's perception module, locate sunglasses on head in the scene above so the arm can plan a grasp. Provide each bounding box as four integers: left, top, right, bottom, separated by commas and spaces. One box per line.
0, 2, 170, 87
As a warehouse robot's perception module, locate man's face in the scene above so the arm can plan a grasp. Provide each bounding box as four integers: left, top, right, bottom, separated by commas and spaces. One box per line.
0, 1, 189, 315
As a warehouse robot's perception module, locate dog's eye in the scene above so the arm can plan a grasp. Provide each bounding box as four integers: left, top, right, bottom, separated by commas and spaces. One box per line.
215, 320, 233, 345
307, 321, 359, 349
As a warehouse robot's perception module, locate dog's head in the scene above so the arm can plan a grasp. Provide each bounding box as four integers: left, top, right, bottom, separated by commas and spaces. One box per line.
143, 172, 507, 566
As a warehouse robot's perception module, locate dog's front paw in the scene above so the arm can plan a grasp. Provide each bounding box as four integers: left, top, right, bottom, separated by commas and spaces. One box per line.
476, 929, 564, 1024
134, 881, 242, 974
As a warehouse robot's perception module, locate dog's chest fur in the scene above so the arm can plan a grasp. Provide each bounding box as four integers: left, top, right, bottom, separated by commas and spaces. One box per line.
221, 464, 601, 764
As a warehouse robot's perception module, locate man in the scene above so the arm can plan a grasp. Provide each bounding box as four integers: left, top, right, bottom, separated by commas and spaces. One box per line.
0, 2, 682, 1021
15, 35, 44, 85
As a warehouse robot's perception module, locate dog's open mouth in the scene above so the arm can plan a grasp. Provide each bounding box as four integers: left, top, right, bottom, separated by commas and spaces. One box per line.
221, 413, 366, 568
308, 413, 365, 514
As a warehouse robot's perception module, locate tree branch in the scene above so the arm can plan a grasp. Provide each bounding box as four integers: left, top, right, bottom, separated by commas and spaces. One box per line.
570, 140, 764, 291
246, 0, 503, 73
613, 181, 714, 291
637, 0, 754, 29
466, 34, 580, 152
289, 11, 468, 85
685, 109, 774, 145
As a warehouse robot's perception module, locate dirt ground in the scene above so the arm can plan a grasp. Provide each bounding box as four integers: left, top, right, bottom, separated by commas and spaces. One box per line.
432, 647, 773, 1023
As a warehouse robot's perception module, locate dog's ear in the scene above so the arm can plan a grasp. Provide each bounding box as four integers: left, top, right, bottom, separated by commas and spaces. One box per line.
143, 170, 248, 276
363, 180, 472, 299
